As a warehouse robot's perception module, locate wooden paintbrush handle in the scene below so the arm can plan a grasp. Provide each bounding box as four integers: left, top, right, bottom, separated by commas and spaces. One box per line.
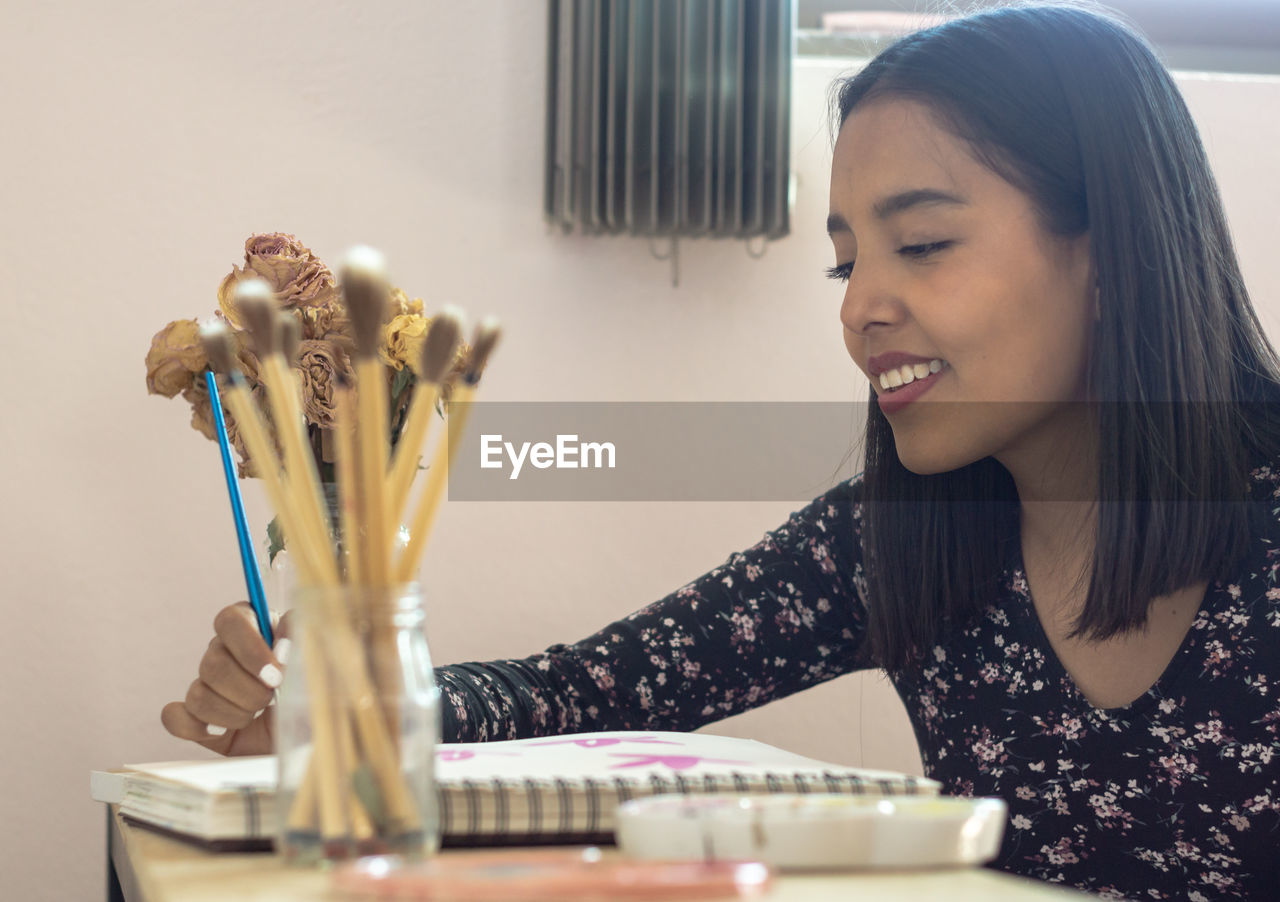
285, 752, 318, 834
311, 587, 421, 831
354, 357, 392, 585
334, 387, 364, 585
260, 356, 339, 580
335, 707, 375, 841
297, 630, 347, 841
394, 385, 477, 582
384, 382, 440, 534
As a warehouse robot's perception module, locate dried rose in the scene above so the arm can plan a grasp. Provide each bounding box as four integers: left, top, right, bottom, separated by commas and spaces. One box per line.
179, 362, 267, 477
145, 318, 208, 398
233, 330, 262, 385
217, 233, 337, 326
216, 271, 247, 327
390, 287, 425, 317
381, 313, 431, 376
299, 301, 350, 341
295, 339, 351, 428
183, 377, 217, 442
298, 302, 355, 366
244, 233, 337, 308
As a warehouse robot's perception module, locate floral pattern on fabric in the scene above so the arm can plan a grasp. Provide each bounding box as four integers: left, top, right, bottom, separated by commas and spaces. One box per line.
436, 467, 1280, 898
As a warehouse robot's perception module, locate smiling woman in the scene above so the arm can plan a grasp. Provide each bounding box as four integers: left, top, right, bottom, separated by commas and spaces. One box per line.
829, 99, 1096, 474
833, 1, 1280, 668
166, 3, 1280, 898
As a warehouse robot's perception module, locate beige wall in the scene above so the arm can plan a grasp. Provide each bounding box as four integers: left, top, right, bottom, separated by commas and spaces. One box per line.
1, 4, 1277, 900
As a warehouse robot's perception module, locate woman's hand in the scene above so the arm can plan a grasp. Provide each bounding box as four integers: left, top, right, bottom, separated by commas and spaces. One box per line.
161, 603, 290, 756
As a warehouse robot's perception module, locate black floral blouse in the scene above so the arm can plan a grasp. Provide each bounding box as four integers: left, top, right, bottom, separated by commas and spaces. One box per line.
435, 464, 1280, 899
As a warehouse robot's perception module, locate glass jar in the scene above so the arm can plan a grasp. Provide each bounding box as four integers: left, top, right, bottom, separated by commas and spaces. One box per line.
275, 583, 441, 864
263, 483, 411, 601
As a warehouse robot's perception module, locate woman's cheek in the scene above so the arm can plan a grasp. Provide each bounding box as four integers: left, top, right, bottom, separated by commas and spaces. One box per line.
843, 328, 862, 366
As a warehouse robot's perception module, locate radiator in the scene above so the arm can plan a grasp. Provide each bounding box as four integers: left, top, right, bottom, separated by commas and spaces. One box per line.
546, 0, 793, 241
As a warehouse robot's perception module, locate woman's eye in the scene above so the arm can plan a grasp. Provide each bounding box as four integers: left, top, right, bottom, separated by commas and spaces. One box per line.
825, 262, 854, 283
827, 242, 951, 282
898, 241, 953, 259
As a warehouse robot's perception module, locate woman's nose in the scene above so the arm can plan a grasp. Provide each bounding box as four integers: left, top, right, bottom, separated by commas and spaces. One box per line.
839, 266, 903, 338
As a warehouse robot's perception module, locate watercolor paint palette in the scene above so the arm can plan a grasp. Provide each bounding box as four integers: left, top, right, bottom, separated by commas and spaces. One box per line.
615, 793, 1008, 871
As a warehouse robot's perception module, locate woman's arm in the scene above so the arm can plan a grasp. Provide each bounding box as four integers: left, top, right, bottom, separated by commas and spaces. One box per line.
438, 476, 871, 741
160, 478, 869, 753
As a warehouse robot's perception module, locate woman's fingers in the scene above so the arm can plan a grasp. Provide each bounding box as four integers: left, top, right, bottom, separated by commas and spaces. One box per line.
198, 639, 275, 713
214, 602, 287, 691
184, 678, 257, 732
161, 601, 292, 756
273, 610, 293, 668
160, 701, 234, 752
160, 701, 273, 756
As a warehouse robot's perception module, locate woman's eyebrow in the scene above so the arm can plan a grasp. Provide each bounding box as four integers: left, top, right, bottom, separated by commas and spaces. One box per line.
827, 188, 969, 235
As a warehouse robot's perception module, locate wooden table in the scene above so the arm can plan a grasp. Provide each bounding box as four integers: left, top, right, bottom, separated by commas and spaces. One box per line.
106, 805, 1089, 901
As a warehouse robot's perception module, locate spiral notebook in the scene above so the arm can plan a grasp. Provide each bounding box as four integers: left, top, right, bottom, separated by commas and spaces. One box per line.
92, 731, 938, 849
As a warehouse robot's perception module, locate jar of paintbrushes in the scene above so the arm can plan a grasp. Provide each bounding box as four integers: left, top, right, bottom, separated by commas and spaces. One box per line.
197, 244, 500, 864
275, 583, 440, 862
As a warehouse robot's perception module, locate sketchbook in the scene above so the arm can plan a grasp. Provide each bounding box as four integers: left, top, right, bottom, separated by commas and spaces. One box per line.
92, 731, 938, 848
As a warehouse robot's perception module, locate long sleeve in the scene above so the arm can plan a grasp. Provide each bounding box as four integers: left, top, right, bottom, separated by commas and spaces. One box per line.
435, 476, 872, 742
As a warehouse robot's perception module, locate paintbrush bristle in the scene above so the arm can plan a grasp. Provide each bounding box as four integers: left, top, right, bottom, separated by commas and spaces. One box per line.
462, 317, 502, 385
235, 278, 280, 357
343, 244, 387, 278
420, 308, 464, 384
280, 313, 302, 364
340, 246, 391, 360
199, 320, 240, 377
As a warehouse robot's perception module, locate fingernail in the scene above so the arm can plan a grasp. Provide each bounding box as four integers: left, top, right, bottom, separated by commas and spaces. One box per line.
259, 663, 283, 689
206, 724, 227, 736
274, 637, 292, 667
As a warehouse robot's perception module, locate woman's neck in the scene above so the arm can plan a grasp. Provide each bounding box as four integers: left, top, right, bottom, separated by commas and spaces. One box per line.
996, 404, 1100, 595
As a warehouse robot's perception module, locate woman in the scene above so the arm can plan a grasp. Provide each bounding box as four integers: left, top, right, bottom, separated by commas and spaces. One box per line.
162, 3, 1280, 897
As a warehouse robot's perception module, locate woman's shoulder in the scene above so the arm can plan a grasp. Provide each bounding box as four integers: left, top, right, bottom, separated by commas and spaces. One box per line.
1244, 453, 1280, 534
757, 474, 866, 560
816, 471, 865, 503
1231, 453, 1280, 581
1247, 456, 1280, 501
797, 472, 866, 526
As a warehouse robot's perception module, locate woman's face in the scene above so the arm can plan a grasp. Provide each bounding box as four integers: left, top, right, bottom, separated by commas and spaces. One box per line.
829, 97, 1096, 478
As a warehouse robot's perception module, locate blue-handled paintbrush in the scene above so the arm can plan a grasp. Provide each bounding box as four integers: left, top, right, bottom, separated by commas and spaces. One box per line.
203, 367, 274, 646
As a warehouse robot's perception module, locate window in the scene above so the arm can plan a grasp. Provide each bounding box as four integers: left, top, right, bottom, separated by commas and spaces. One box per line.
798, 0, 1280, 75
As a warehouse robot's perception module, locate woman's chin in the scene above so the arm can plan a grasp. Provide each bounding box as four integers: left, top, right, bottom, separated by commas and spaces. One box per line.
892, 440, 975, 477
896, 453, 957, 476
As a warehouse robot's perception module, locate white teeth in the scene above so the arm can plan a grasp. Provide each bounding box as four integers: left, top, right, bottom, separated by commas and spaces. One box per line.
877, 359, 947, 392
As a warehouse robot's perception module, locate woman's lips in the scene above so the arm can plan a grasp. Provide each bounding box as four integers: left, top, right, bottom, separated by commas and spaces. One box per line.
876, 366, 946, 415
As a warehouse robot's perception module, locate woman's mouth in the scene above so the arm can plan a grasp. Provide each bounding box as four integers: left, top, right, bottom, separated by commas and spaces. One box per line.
878, 359, 947, 391
876, 360, 948, 414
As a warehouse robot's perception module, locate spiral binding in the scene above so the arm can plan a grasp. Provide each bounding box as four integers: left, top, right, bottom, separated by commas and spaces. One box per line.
436, 769, 925, 840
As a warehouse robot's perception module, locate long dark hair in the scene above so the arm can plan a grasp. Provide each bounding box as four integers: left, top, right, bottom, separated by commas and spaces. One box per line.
834, 1, 1280, 671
